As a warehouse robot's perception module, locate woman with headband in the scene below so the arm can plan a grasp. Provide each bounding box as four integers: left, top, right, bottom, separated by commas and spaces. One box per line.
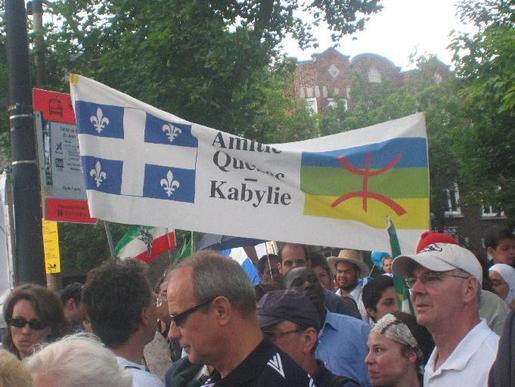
365, 312, 434, 387
489, 263, 515, 310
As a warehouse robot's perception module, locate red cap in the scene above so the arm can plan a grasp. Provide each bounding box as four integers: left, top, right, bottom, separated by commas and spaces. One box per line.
416, 231, 458, 253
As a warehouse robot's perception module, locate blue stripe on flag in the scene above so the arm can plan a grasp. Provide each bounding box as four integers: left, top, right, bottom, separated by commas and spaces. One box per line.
145, 114, 198, 148
143, 165, 195, 203
75, 101, 124, 138
81, 156, 123, 194
301, 138, 427, 169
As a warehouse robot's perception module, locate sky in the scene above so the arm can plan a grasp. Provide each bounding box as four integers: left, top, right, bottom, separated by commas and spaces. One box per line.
282, 0, 474, 70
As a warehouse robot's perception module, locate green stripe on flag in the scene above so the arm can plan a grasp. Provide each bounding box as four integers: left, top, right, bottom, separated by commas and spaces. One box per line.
115, 226, 153, 255
301, 167, 428, 197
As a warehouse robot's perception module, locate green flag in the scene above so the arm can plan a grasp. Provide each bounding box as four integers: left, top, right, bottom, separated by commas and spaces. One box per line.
387, 217, 414, 314
173, 236, 192, 264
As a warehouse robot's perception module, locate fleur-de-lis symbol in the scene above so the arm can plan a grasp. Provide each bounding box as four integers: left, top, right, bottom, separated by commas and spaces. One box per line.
90, 107, 110, 133
90, 160, 107, 187
162, 123, 182, 142
160, 170, 180, 197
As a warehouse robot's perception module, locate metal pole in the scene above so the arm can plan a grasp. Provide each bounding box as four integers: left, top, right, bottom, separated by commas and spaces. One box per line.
31, 0, 47, 86
6, 0, 45, 285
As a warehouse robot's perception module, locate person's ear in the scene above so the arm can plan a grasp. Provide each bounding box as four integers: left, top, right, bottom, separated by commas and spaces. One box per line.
366, 307, 378, 322
212, 296, 232, 326
406, 348, 417, 364
463, 277, 480, 304
302, 327, 318, 354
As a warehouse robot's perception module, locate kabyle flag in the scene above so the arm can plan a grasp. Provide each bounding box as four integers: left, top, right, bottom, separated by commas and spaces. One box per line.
115, 226, 176, 263
70, 74, 429, 253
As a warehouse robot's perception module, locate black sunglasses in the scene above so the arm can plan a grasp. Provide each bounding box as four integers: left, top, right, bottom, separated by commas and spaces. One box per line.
169, 298, 214, 327
7, 316, 47, 330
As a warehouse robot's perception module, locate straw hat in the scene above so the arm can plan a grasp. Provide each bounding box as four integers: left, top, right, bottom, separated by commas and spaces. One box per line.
327, 249, 370, 278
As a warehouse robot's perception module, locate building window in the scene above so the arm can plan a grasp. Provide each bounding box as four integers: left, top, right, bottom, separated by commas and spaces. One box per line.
305, 98, 318, 114
432, 72, 443, 84
481, 204, 505, 218
327, 98, 348, 111
444, 183, 461, 216
368, 67, 382, 83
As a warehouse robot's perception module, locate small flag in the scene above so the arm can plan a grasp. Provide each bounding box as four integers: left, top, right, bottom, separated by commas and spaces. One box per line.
115, 226, 176, 263
173, 236, 193, 264
388, 217, 413, 314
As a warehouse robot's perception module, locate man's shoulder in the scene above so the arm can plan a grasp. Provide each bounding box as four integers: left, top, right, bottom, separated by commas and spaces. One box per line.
323, 290, 361, 319
202, 340, 313, 387
257, 350, 314, 386
116, 356, 165, 387
324, 311, 369, 332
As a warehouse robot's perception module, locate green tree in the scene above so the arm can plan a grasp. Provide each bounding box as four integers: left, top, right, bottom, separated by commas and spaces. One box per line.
450, 0, 515, 225
16, 0, 381, 273
316, 57, 465, 231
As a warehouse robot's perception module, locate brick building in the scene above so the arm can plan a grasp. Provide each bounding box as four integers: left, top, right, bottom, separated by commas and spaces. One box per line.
293, 47, 507, 257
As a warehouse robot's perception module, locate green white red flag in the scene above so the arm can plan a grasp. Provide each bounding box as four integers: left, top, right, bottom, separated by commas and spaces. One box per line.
115, 226, 176, 263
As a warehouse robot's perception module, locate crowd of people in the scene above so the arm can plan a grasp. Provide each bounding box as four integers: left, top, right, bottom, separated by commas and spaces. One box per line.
0, 225, 514, 387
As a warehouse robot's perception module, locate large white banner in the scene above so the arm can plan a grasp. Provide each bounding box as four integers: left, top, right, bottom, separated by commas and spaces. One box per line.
70, 75, 429, 253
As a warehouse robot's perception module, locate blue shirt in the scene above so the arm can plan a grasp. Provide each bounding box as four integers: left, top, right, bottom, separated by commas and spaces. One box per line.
316, 311, 371, 387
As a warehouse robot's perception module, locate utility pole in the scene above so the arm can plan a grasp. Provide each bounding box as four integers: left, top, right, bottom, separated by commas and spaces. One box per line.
5, 0, 46, 285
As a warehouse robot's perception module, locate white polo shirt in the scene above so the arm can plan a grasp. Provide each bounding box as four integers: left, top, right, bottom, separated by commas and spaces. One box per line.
424, 319, 499, 387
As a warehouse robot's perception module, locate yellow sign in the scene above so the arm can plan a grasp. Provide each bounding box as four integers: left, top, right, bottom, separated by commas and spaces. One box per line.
42, 219, 61, 274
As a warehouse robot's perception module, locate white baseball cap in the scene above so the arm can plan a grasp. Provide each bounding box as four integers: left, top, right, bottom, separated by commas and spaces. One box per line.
392, 243, 483, 283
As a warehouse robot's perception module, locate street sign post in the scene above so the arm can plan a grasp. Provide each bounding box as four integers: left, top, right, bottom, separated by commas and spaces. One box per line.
33, 88, 95, 224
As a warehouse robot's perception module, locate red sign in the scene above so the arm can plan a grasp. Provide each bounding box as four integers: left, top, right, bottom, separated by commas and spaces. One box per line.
33, 88, 76, 125
45, 198, 96, 224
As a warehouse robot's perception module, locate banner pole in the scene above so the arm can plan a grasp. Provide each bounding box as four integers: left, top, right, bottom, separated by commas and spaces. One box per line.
104, 221, 115, 257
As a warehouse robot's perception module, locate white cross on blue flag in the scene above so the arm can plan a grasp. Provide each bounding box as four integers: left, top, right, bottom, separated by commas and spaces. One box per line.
75, 99, 197, 203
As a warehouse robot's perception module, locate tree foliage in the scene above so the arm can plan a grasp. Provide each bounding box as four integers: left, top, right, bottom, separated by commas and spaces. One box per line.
450, 0, 514, 225
0, 0, 379, 272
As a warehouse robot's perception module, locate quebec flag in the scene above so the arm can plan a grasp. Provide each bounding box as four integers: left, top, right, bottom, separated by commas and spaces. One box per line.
74, 101, 197, 204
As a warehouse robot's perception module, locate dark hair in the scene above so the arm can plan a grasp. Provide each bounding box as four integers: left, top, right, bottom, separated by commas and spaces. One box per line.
310, 253, 331, 276
174, 250, 257, 315
484, 226, 514, 249
362, 276, 394, 311
82, 259, 152, 348
278, 243, 310, 263
58, 282, 83, 304
3, 284, 66, 358
391, 312, 434, 368
257, 254, 280, 276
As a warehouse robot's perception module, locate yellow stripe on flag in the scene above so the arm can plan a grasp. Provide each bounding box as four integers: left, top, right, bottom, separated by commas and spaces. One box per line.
304, 194, 429, 229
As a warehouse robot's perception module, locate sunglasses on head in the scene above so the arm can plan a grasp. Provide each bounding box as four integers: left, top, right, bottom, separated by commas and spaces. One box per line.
7, 316, 47, 330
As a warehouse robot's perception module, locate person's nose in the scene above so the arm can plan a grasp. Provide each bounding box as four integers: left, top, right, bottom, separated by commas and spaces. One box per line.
365, 350, 374, 365
409, 276, 426, 296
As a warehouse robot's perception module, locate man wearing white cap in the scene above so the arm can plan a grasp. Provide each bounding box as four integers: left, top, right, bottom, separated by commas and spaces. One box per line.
392, 243, 499, 387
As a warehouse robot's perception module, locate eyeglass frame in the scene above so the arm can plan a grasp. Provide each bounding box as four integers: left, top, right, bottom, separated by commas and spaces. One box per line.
169, 298, 215, 327
404, 269, 471, 289
262, 326, 306, 341
6, 316, 47, 330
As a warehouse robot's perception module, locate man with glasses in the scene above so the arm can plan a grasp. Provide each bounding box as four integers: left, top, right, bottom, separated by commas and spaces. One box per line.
392, 242, 499, 387
166, 250, 313, 386
82, 259, 164, 387
257, 288, 361, 386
